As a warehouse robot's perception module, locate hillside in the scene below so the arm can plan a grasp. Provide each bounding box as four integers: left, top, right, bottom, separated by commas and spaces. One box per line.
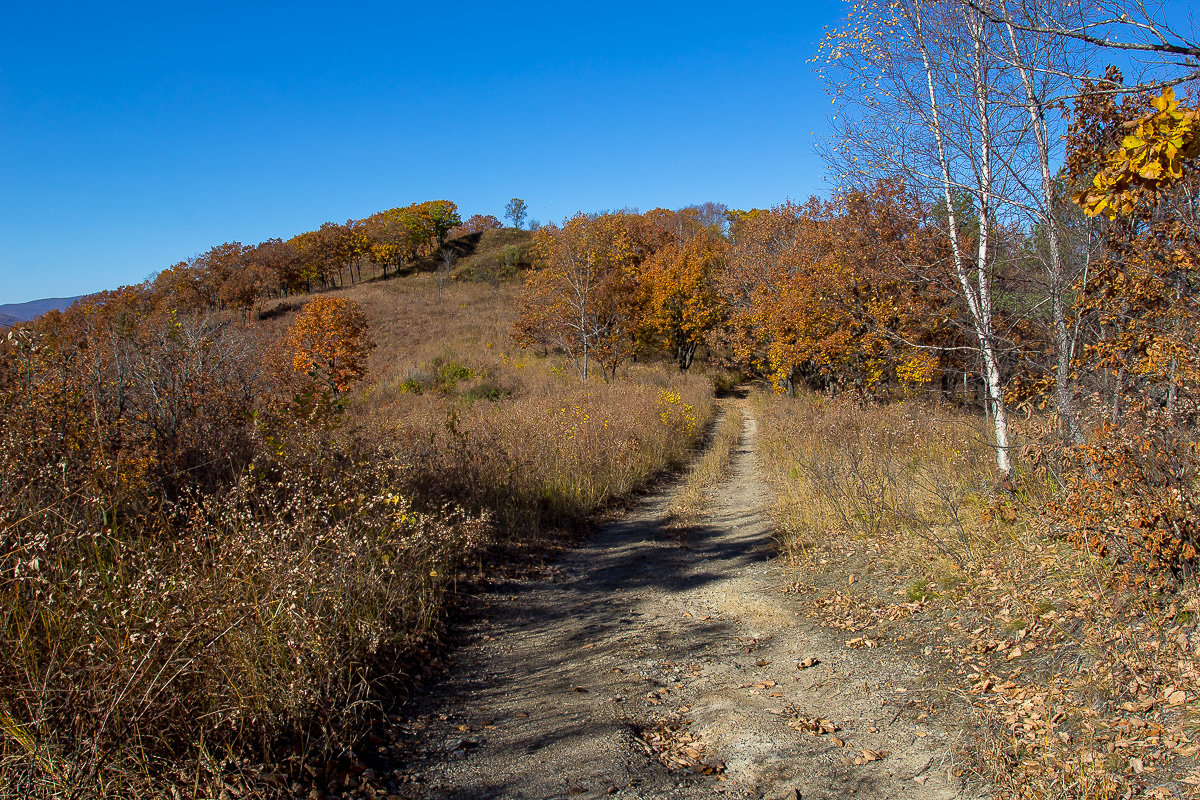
0, 260, 719, 800
0, 295, 84, 326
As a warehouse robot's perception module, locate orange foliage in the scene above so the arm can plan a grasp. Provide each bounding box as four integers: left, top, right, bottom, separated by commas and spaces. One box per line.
717, 181, 947, 396
1054, 75, 1200, 585
1055, 418, 1199, 589
457, 213, 503, 235
513, 213, 660, 381
640, 232, 726, 370
285, 296, 374, 394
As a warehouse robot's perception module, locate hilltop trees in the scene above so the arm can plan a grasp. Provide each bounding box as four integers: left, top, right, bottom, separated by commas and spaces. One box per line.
458, 214, 503, 235
505, 198, 528, 230
101, 199, 474, 320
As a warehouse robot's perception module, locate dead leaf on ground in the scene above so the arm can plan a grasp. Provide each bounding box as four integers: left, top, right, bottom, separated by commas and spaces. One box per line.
846, 748, 890, 766
787, 717, 840, 735
846, 637, 878, 649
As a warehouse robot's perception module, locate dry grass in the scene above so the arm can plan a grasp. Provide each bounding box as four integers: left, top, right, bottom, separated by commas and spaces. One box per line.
665, 401, 745, 529
752, 390, 1200, 799
754, 391, 995, 575
339, 272, 715, 537
0, 271, 715, 799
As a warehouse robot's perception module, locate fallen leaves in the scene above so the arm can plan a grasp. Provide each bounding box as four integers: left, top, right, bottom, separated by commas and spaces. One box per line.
765, 467, 1200, 800
635, 718, 725, 776
845, 636, 878, 649
845, 748, 889, 766
786, 716, 841, 735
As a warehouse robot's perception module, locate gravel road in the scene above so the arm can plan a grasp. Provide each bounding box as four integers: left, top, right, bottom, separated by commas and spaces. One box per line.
386, 405, 978, 800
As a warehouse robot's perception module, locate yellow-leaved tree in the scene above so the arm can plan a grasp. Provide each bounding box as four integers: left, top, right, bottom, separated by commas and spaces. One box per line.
1075, 86, 1200, 218
640, 232, 727, 370
285, 296, 374, 397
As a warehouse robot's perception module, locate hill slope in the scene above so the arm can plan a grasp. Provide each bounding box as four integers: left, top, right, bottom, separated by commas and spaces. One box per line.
0, 295, 85, 325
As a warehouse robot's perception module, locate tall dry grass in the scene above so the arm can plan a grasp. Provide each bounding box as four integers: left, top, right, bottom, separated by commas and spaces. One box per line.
1, 272, 715, 798
380, 360, 714, 538
752, 390, 1200, 799
334, 272, 715, 538
666, 403, 746, 529
754, 391, 997, 575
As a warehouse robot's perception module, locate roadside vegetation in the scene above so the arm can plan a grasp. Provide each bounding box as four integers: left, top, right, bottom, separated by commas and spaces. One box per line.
0, 257, 711, 798
756, 392, 1200, 798
3, 2, 1200, 796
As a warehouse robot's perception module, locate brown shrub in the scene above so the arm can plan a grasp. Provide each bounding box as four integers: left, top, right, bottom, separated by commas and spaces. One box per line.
0, 271, 715, 798
1051, 416, 1200, 589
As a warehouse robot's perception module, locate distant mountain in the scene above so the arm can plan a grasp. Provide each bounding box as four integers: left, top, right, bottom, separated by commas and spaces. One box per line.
0, 296, 85, 327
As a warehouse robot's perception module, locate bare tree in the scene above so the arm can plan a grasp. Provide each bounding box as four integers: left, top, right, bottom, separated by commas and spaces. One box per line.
823, 0, 1026, 476
966, 0, 1200, 84
437, 248, 456, 302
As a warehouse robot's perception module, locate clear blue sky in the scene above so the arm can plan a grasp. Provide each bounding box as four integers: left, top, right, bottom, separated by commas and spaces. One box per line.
0, 1, 845, 304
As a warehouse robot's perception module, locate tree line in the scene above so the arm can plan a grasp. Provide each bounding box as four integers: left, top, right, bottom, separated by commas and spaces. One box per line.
129, 200, 480, 321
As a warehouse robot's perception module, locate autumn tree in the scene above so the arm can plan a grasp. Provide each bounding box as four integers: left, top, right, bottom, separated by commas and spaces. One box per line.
151, 261, 209, 315
285, 296, 374, 397
459, 214, 503, 235
219, 262, 278, 322
191, 242, 249, 308
1057, 84, 1200, 585
641, 232, 727, 370
247, 237, 301, 295
413, 200, 461, 249
512, 213, 654, 381
716, 201, 852, 393
363, 207, 423, 278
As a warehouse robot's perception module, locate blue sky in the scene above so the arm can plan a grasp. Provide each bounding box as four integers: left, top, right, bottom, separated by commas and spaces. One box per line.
0, 1, 846, 303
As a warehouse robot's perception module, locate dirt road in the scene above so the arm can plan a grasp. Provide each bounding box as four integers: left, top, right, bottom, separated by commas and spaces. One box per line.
387, 405, 977, 800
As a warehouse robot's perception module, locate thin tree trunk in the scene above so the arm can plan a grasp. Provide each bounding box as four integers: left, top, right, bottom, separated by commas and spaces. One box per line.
914, 3, 1013, 475
999, 2, 1084, 446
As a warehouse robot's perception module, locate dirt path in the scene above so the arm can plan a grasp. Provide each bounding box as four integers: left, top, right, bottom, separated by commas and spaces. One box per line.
385, 404, 979, 800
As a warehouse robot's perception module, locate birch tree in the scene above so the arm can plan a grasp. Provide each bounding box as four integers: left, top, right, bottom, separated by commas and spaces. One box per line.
823, 0, 1025, 475
511, 213, 647, 382
987, 0, 1089, 444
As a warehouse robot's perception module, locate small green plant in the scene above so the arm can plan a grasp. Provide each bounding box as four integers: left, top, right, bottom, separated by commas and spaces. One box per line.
436, 358, 473, 385
906, 578, 937, 602
398, 358, 474, 396
464, 382, 509, 402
